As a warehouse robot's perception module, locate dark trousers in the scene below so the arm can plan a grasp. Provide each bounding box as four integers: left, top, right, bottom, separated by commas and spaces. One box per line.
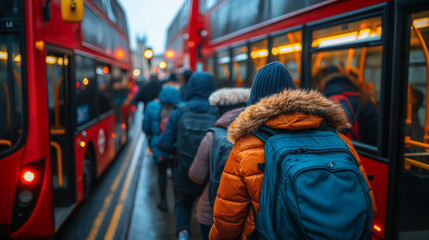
157, 160, 168, 202
200, 224, 212, 240
174, 190, 198, 235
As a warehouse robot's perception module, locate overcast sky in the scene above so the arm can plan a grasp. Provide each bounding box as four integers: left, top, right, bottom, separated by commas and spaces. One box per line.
120, 0, 186, 54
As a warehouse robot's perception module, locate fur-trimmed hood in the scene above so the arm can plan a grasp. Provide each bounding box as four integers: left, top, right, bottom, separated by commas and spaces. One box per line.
209, 88, 250, 106
227, 89, 349, 143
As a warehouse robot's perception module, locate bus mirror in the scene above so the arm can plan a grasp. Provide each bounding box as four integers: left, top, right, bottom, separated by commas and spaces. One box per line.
61, 0, 83, 23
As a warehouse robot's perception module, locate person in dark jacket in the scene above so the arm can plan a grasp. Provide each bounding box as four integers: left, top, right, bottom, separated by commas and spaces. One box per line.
132, 74, 162, 110
322, 73, 379, 145
188, 88, 250, 240
143, 86, 182, 212
180, 69, 193, 101
159, 72, 216, 240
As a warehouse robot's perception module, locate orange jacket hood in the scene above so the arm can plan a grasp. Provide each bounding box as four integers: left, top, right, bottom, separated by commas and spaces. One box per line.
228, 88, 349, 143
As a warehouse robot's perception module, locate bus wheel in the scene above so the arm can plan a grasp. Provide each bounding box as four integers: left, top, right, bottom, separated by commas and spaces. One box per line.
83, 150, 95, 198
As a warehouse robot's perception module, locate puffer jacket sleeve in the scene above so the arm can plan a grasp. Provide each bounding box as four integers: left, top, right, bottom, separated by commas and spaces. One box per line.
209, 145, 250, 240
158, 108, 181, 155
338, 133, 377, 216
189, 131, 214, 184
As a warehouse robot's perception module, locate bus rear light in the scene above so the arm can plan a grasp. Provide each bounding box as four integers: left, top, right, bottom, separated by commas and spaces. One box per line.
121, 123, 126, 129
112, 133, 117, 139
22, 171, 35, 183
373, 224, 382, 232
12, 159, 45, 232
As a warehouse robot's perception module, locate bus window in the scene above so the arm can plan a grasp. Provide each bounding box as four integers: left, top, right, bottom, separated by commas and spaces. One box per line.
96, 63, 113, 114
398, 10, 429, 238
232, 45, 248, 87
75, 55, 97, 126
216, 49, 230, 87
0, 34, 23, 152
250, 39, 268, 85
271, 30, 302, 87
403, 11, 429, 173
46, 54, 67, 129
310, 17, 383, 147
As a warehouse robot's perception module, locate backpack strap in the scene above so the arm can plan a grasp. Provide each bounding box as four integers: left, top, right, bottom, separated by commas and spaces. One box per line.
252, 125, 280, 143
317, 120, 337, 133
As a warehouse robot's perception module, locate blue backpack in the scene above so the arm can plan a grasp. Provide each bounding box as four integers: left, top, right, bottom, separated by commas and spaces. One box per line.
250, 124, 372, 240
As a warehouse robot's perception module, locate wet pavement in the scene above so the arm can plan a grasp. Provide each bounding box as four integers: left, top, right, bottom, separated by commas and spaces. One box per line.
56, 109, 202, 240
127, 146, 202, 240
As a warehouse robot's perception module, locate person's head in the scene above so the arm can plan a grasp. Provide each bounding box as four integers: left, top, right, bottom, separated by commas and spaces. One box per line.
169, 72, 177, 82
247, 61, 296, 105
322, 73, 360, 97
182, 69, 193, 83
312, 65, 343, 90
158, 86, 181, 105
209, 88, 250, 116
186, 72, 215, 101
150, 74, 159, 82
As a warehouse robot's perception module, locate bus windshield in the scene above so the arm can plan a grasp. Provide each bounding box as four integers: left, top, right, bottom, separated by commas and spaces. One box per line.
0, 33, 24, 153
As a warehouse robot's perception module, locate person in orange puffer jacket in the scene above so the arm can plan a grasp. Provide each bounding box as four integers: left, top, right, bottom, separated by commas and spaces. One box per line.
209, 62, 376, 240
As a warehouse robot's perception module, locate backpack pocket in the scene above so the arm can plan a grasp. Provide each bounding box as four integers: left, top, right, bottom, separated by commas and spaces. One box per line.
281, 155, 372, 240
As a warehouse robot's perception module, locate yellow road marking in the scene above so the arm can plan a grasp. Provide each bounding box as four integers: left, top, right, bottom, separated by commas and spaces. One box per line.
86, 133, 139, 240
104, 135, 144, 240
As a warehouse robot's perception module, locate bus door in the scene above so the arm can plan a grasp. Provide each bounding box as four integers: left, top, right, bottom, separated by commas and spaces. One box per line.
45, 50, 75, 209
388, 1, 429, 239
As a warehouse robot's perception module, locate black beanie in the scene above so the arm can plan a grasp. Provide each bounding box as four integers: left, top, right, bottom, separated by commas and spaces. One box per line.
247, 61, 296, 105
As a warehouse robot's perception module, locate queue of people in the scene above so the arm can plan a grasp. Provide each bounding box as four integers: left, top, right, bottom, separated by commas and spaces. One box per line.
139, 62, 376, 240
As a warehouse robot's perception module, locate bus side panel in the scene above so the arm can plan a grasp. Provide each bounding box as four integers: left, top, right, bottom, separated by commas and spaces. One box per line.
74, 114, 116, 204
360, 156, 388, 239
0, 149, 23, 236
12, 157, 54, 239
94, 115, 116, 177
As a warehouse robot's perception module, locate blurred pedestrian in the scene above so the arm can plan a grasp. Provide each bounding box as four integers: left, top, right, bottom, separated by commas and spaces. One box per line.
188, 88, 250, 240
322, 73, 379, 145
180, 69, 193, 101
159, 72, 217, 240
209, 62, 376, 239
143, 86, 182, 212
132, 74, 162, 110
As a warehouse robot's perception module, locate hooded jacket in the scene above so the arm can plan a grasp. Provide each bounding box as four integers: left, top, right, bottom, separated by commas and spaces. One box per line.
323, 74, 379, 145
159, 72, 216, 194
188, 88, 250, 226
188, 107, 244, 226
209, 89, 376, 240
143, 87, 181, 163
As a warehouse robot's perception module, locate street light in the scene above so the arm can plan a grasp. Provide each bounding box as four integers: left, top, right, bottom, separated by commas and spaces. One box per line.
143, 48, 153, 72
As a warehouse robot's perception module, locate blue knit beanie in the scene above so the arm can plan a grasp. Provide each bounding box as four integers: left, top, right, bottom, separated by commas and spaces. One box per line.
248, 61, 296, 105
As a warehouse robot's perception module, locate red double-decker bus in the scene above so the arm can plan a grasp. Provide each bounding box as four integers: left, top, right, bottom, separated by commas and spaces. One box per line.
166, 0, 429, 239
0, 0, 134, 238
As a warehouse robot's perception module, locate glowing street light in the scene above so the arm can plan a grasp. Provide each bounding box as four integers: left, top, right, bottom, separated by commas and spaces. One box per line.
144, 48, 153, 60
133, 69, 140, 76
144, 48, 153, 71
